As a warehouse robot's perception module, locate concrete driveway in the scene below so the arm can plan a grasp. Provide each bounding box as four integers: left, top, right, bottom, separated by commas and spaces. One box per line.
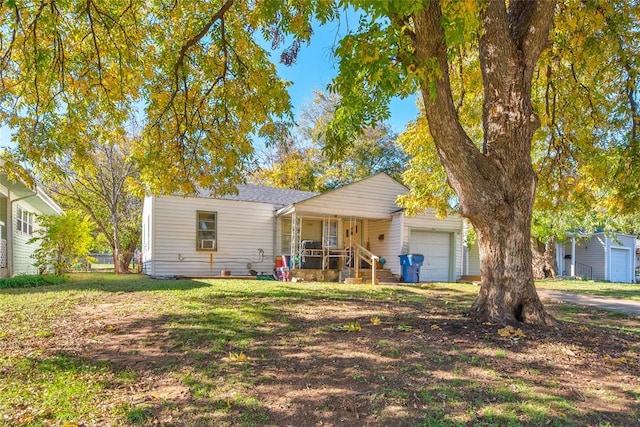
537, 289, 640, 317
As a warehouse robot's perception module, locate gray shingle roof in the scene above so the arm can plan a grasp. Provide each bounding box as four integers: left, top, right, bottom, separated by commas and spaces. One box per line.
199, 184, 317, 207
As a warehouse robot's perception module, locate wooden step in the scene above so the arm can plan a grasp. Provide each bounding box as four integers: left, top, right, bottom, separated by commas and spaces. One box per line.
359, 269, 399, 283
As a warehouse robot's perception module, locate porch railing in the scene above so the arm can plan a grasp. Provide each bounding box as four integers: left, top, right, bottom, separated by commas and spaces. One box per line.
576, 262, 592, 280
0, 239, 6, 268
353, 243, 379, 284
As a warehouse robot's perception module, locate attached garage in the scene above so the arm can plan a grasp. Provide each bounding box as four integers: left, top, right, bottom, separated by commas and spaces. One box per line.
408, 230, 454, 282
609, 247, 632, 283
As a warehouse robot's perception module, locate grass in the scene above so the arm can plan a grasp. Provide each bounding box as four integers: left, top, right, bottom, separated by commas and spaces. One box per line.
536, 279, 640, 301
0, 353, 116, 424
0, 273, 638, 426
0, 274, 68, 289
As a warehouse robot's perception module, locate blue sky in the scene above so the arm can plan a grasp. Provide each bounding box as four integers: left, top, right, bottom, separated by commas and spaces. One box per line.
273, 19, 419, 136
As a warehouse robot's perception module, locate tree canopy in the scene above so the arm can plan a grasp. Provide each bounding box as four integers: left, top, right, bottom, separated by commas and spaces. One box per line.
0, 0, 336, 194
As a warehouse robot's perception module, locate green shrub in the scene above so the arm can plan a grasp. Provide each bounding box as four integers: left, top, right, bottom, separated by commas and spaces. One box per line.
30, 213, 95, 275
0, 275, 69, 289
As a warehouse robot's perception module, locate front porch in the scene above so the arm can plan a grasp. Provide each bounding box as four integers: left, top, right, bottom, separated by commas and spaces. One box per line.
279, 213, 396, 283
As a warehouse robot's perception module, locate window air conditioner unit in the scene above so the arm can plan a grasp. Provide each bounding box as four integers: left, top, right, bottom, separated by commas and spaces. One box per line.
200, 239, 215, 249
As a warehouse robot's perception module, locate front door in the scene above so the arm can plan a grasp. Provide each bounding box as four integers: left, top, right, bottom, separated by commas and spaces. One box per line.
343, 219, 363, 247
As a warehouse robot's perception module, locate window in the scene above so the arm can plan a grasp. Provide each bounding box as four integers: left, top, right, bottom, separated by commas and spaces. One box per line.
282, 218, 291, 254
197, 211, 217, 251
324, 219, 338, 248
16, 207, 33, 235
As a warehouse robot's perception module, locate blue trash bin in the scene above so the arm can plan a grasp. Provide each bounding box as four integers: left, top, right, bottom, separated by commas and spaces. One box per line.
411, 254, 425, 282
399, 254, 423, 283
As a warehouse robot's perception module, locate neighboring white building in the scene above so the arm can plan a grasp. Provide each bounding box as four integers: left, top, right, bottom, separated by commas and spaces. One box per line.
462, 229, 638, 284
556, 232, 637, 283
0, 173, 63, 277
142, 173, 467, 281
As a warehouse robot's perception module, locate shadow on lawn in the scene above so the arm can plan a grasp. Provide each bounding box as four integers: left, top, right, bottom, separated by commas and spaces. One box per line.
48, 292, 639, 426
0, 274, 213, 294
0, 273, 478, 301
3, 274, 637, 425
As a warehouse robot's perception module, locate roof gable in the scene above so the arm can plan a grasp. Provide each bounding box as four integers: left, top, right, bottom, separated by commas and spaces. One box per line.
277, 173, 409, 219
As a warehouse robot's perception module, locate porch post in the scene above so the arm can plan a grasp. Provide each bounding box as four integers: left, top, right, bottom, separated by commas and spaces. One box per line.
570, 234, 576, 278
555, 242, 563, 276
290, 213, 297, 269
354, 245, 359, 278
371, 258, 376, 285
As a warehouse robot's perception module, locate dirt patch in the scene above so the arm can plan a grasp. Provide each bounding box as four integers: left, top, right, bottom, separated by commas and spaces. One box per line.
21, 290, 640, 425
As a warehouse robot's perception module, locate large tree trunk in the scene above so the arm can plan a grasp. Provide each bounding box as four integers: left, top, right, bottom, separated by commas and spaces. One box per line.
118, 239, 138, 274
412, 0, 556, 325
468, 199, 549, 324
531, 237, 557, 279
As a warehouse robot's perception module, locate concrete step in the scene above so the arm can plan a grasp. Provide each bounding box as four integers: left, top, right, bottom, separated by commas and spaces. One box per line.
457, 275, 481, 284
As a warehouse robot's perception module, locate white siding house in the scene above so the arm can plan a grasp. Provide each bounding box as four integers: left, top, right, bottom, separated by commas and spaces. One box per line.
556, 232, 637, 283
143, 174, 469, 282
142, 186, 316, 277
0, 173, 63, 277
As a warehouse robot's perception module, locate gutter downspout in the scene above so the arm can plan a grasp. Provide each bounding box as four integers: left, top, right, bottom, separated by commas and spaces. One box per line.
604, 235, 609, 282
7, 189, 38, 277
570, 234, 576, 278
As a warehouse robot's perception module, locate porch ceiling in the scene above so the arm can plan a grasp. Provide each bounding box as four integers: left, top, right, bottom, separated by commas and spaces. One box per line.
276, 206, 392, 220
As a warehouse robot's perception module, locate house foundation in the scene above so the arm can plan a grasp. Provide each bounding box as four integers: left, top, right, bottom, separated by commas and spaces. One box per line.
291, 268, 340, 282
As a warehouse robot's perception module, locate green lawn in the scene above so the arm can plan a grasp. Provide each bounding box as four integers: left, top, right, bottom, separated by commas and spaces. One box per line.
0, 274, 638, 426
536, 279, 640, 301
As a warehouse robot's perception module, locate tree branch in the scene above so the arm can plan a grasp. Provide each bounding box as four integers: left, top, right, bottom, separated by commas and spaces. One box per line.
412, 1, 496, 218
508, 0, 556, 74
153, 0, 235, 127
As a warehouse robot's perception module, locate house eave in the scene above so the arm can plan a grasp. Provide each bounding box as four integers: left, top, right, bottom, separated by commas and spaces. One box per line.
0, 174, 63, 216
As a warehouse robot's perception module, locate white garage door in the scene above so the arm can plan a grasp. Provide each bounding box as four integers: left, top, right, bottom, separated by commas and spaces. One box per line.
408, 231, 451, 282
609, 248, 630, 283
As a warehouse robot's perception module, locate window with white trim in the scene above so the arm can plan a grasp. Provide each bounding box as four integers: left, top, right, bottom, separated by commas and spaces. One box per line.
197, 211, 217, 251
16, 207, 34, 235
282, 217, 291, 254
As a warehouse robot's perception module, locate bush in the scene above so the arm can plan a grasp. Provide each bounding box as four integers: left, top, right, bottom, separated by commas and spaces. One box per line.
0, 275, 69, 289
30, 213, 94, 275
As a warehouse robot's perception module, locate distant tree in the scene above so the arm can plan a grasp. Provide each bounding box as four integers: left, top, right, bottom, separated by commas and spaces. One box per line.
30, 213, 94, 275
253, 90, 409, 191
42, 139, 142, 274
252, 140, 319, 192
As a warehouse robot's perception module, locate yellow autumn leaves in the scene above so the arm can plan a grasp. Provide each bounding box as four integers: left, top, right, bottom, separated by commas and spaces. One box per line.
497, 326, 527, 339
